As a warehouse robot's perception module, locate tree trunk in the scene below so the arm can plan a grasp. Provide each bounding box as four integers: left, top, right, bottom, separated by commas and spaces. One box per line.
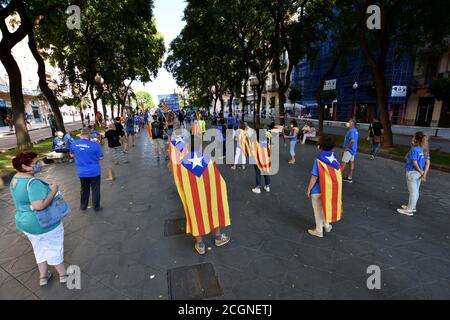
101, 97, 107, 125
79, 96, 86, 127
90, 86, 99, 125
229, 92, 235, 114
373, 70, 393, 146
27, 32, 66, 133
0, 50, 32, 151
256, 87, 263, 127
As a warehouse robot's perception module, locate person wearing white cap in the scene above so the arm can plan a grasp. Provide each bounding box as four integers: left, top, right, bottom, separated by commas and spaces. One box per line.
53, 131, 70, 163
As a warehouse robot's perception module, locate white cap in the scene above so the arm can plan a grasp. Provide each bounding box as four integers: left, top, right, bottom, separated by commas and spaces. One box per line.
56, 131, 64, 137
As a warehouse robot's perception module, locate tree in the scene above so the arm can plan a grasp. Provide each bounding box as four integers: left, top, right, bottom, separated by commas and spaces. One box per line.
288, 86, 303, 117
350, 0, 450, 147
135, 91, 155, 110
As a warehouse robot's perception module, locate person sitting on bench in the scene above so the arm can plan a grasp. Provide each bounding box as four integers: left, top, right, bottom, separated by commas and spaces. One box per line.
301, 121, 317, 144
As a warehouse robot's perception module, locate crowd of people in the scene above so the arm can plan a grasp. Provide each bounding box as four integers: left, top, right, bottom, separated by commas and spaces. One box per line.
8, 105, 433, 285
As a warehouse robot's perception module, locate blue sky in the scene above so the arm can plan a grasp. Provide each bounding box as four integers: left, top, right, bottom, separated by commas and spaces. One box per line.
132, 0, 187, 105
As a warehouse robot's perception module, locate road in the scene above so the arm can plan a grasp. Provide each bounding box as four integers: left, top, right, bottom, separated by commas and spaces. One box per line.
0, 122, 83, 151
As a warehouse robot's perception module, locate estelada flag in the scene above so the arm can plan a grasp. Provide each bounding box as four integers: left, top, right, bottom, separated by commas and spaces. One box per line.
147, 123, 153, 140
317, 151, 343, 223
169, 150, 231, 237
161, 100, 169, 113
238, 130, 251, 157
251, 134, 271, 173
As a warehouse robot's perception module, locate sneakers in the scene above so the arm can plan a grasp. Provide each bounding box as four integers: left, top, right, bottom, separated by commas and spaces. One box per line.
264, 186, 270, 193
397, 208, 414, 216
308, 229, 323, 238
40, 271, 53, 287
195, 242, 206, 255
324, 225, 333, 233
343, 177, 353, 183
369, 155, 375, 160
215, 234, 230, 247
231, 165, 237, 170
401, 205, 417, 213
252, 187, 261, 194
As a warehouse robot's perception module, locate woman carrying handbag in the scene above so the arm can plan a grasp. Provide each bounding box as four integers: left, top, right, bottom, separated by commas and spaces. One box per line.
9, 152, 70, 287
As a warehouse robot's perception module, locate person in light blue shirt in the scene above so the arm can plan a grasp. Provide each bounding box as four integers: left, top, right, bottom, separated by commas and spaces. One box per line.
341, 119, 359, 183
70, 128, 104, 212
283, 119, 299, 165
397, 132, 431, 216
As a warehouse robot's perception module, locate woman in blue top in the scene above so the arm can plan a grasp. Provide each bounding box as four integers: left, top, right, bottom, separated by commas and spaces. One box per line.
284, 119, 299, 165
397, 132, 431, 216
9, 152, 68, 287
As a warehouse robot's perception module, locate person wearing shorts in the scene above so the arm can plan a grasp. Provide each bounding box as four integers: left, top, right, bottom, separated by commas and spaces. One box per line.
125, 114, 136, 147
341, 119, 359, 183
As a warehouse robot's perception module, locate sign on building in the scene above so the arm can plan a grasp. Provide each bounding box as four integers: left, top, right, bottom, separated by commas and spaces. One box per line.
323, 79, 337, 91
158, 94, 180, 111
391, 86, 407, 97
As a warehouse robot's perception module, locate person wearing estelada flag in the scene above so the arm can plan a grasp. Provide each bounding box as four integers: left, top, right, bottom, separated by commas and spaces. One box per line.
306, 135, 343, 238
169, 135, 231, 255
250, 123, 273, 194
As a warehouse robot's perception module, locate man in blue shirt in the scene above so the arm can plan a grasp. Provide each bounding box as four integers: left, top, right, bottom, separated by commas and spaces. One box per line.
70, 128, 104, 212
341, 119, 359, 183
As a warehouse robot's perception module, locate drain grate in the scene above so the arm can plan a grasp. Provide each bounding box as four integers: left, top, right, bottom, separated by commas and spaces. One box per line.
168, 263, 222, 300
164, 218, 187, 236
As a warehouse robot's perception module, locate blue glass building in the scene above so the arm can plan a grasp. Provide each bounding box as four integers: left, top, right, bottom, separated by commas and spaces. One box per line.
291, 39, 415, 124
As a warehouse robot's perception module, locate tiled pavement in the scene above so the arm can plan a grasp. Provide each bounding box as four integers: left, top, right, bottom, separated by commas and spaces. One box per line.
1, 132, 450, 300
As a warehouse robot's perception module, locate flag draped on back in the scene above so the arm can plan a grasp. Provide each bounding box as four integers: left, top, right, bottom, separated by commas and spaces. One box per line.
238, 130, 251, 157
251, 138, 271, 173
317, 151, 343, 223
147, 123, 153, 140
169, 137, 231, 237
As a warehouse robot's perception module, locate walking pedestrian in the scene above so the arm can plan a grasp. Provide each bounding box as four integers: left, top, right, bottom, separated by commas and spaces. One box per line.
306, 135, 343, 238
251, 127, 272, 194
151, 115, 166, 160
10, 152, 69, 286
368, 118, 384, 159
48, 113, 57, 137
125, 113, 136, 147
284, 119, 299, 165
341, 119, 359, 183
69, 128, 104, 212
396, 132, 431, 216
105, 124, 128, 165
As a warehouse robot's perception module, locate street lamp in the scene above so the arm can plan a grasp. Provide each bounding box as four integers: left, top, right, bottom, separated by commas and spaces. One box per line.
352, 81, 358, 119
249, 76, 259, 126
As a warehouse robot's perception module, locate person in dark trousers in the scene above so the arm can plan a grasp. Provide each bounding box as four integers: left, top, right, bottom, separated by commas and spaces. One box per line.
70, 128, 104, 212
368, 118, 384, 159
48, 113, 57, 137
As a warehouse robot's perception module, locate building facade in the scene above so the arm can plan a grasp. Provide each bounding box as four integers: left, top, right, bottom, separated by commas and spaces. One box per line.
291, 39, 415, 125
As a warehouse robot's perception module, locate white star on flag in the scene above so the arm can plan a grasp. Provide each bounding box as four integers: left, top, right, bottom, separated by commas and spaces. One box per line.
173, 136, 185, 145
326, 154, 338, 164
187, 153, 204, 169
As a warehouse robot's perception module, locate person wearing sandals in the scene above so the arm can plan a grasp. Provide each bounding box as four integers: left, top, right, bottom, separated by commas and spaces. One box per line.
9, 152, 69, 286
284, 119, 299, 165
396, 132, 431, 216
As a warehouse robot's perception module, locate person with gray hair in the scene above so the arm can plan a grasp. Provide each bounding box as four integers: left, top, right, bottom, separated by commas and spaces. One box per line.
340, 119, 359, 183
70, 128, 104, 212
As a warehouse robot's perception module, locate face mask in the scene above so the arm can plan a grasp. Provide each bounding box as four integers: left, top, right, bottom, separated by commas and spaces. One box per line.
346, 123, 350, 128
317, 145, 321, 150
32, 162, 43, 174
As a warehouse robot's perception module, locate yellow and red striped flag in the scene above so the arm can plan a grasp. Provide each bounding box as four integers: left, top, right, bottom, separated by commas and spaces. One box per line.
317, 152, 343, 223
147, 122, 153, 140
238, 130, 252, 157
169, 141, 231, 237
251, 136, 271, 173
161, 100, 169, 113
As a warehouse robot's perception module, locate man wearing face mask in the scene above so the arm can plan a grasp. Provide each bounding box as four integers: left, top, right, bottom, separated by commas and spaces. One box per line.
70, 128, 104, 211
341, 119, 359, 183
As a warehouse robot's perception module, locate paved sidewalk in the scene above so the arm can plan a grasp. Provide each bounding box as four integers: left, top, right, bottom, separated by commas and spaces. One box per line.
0, 122, 83, 151
1, 131, 450, 300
